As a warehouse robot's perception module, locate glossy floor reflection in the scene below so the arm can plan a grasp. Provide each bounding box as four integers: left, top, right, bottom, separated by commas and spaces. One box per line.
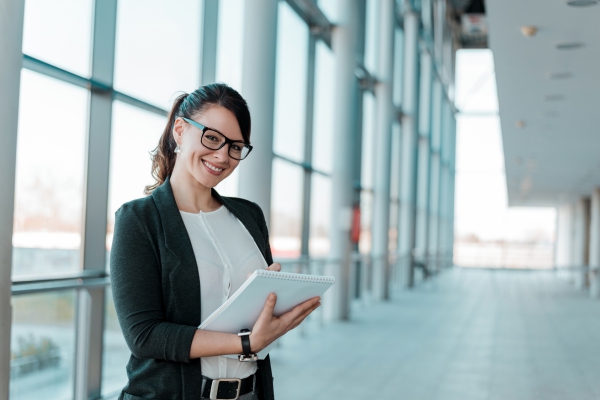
270, 268, 600, 400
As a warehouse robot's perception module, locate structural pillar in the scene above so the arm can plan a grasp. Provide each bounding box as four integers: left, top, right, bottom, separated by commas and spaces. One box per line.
589, 188, 600, 297
398, 8, 420, 288
572, 197, 590, 289
238, 0, 279, 226
0, 0, 25, 398
414, 50, 433, 276
555, 204, 573, 279
327, 0, 361, 320
427, 95, 444, 273
371, 0, 395, 301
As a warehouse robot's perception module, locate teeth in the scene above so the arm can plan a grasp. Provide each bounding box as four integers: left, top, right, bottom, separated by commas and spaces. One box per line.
203, 161, 223, 172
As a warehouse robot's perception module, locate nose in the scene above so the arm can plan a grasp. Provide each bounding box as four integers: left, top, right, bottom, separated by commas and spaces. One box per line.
212, 144, 230, 161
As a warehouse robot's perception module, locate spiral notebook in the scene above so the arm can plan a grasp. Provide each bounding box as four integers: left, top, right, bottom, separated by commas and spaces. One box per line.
199, 269, 335, 359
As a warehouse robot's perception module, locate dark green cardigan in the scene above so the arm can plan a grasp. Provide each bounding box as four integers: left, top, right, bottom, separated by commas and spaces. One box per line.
110, 177, 275, 400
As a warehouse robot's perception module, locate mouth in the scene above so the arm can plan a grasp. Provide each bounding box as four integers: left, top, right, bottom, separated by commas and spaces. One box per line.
202, 159, 226, 176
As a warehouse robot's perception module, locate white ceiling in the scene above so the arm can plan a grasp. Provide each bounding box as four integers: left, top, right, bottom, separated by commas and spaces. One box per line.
485, 0, 600, 206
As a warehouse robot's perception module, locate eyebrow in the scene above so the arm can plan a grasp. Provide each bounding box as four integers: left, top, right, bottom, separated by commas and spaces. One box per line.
185, 117, 245, 143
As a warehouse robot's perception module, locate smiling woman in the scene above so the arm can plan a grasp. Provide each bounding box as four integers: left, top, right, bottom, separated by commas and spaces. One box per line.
110, 83, 321, 400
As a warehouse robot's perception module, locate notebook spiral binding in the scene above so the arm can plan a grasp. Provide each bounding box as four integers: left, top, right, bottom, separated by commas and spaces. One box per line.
255, 269, 335, 284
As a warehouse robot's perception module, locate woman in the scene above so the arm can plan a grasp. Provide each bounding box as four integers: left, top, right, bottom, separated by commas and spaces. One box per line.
110, 83, 321, 400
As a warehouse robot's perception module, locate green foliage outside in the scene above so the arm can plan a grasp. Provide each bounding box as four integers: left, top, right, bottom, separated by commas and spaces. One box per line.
10, 334, 61, 376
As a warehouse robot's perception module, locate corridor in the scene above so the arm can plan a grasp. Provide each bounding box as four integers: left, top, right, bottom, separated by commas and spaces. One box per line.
271, 268, 600, 400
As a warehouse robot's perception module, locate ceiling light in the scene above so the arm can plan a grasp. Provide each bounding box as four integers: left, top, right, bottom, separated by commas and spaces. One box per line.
547, 72, 572, 79
555, 42, 584, 50
544, 95, 565, 101
521, 26, 538, 37
566, 0, 597, 6
515, 120, 526, 129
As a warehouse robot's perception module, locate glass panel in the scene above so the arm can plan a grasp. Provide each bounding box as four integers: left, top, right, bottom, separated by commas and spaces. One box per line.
309, 175, 332, 257
10, 290, 76, 400
273, 2, 309, 163
312, 41, 335, 174
393, 28, 404, 107
317, 0, 338, 23
22, 0, 93, 77
390, 122, 402, 200
102, 288, 129, 397
216, 0, 245, 92
359, 190, 373, 254
114, 0, 201, 108
12, 71, 88, 280
360, 92, 376, 190
270, 159, 304, 259
364, 0, 379, 73
106, 101, 166, 260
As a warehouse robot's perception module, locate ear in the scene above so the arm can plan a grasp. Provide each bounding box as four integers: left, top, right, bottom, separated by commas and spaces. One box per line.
172, 117, 185, 145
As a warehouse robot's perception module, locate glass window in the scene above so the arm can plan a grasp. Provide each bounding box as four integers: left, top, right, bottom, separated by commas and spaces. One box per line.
106, 101, 166, 258
312, 41, 335, 174
309, 175, 332, 257
360, 92, 376, 190
12, 71, 88, 280
114, 0, 201, 108
270, 159, 304, 259
390, 122, 402, 200
216, 0, 245, 92
364, 0, 379, 73
273, 2, 309, 163
393, 28, 404, 107
317, 0, 338, 23
22, 0, 93, 77
10, 291, 76, 400
102, 288, 129, 397
359, 190, 373, 254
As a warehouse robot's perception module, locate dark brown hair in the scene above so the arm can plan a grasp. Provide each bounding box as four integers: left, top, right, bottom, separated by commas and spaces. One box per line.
144, 83, 251, 194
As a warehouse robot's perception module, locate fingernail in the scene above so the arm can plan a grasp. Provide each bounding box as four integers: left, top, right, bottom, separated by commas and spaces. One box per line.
269, 293, 275, 301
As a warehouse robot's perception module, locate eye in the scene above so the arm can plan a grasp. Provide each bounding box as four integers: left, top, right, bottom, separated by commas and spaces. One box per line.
205, 134, 220, 143
231, 144, 242, 152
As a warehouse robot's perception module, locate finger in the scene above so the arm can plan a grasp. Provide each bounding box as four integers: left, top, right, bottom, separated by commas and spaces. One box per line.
259, 293, 277, 319
266, 263, 281, 272
280, 298, 320, 324
289, 302, 321, 330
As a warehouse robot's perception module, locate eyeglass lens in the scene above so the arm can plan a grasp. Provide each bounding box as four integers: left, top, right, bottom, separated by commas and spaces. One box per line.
201, 130, 250, 160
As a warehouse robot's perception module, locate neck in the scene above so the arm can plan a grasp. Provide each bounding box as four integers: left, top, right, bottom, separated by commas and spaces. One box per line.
169, 164, 220, 213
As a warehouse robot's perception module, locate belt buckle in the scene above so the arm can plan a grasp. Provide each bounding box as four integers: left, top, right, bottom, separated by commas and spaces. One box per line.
209, 378, 242, 400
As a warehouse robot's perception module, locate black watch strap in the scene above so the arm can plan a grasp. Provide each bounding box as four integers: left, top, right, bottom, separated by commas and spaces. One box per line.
239, 329, 251, 356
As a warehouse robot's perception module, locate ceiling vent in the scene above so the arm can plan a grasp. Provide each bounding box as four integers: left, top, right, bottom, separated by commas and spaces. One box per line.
547, 72, 572, 79
544, 95, 565, 101
566, 0, 597, 6
555, 42, 584, 50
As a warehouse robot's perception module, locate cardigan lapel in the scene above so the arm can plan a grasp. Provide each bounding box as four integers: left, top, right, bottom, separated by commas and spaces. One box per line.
151, 177, 201, 325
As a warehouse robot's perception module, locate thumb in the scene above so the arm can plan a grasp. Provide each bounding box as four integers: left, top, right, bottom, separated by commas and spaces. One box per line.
260, 293, 277, 317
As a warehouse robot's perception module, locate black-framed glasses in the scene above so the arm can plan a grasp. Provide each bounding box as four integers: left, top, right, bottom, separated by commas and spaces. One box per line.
182, 117, 253, 160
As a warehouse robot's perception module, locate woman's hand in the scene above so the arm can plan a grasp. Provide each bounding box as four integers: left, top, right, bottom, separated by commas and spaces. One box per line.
249, 293, 321, 353
266, 262, 281, 272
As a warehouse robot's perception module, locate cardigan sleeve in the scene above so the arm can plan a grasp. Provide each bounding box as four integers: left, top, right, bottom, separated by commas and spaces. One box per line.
110, 204, 197, 363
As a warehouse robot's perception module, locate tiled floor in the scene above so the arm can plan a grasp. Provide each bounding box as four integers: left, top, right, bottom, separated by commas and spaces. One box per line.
269, 268, 600, 400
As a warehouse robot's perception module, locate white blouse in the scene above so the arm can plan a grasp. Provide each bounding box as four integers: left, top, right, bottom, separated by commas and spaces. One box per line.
179, 205, 268, 379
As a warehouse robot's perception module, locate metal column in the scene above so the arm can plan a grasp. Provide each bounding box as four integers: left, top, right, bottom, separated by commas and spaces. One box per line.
238, 0, 279, 225
589, 188, 600, 297
371, 0, 395, 301
0, 0, 25, 397
75, 1, 117, 398
573, 197, 591, 289
327, 0, 361, 320
398, 8, 420, 288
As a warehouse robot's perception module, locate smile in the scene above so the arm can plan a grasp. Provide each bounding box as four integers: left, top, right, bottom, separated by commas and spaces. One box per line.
202, 160, 224, 172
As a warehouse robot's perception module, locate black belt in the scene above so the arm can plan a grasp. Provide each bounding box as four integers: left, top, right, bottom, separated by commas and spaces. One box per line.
201, 374, 254, 400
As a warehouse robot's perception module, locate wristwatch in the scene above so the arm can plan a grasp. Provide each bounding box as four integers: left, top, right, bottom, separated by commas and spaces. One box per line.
238, 329, 258, 362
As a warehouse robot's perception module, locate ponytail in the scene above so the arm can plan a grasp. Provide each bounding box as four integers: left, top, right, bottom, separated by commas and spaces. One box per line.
144, 93, 188, 195
144, 83, 251, 195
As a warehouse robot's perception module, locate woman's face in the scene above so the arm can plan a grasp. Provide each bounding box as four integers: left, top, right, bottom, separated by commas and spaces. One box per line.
173, 105, 244, 189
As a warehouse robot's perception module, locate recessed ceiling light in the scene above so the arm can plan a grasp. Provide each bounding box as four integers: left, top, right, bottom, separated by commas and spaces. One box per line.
555, 42, 584, 50
547, 72, 572, 79
544, 94, 565, 101
516, 120, 526, 129
521, 26, 538, 37
566, 0, 597, 6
